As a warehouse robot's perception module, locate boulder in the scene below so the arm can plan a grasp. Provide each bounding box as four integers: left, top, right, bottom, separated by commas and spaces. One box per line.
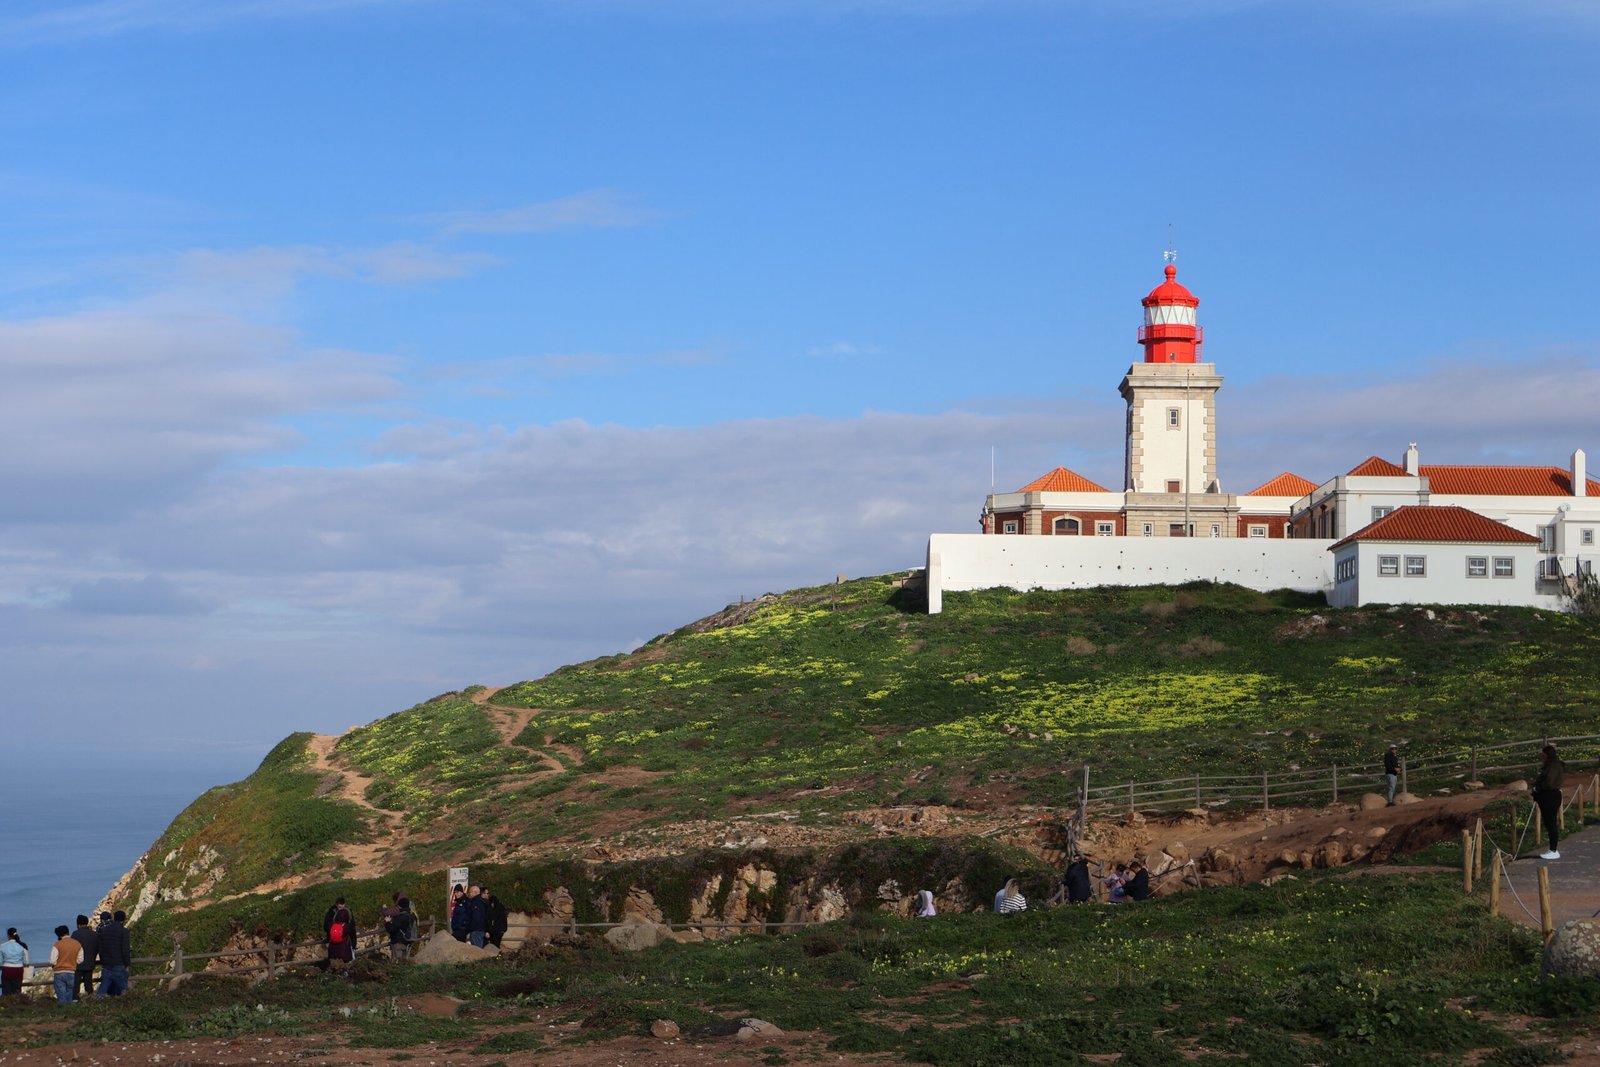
605, 921, 672, 952
734, 1018, 786, 1042
1277, 849, 1299, 867
1358, 793, 1387, 811
1314, 841, 1347, 869
1163, 842, 1190, 865
651, 1019, 681, 1039
1507, 779, 1529, 793
1366, 825, 1389, 839
1393, 792, 1421, 805
1463, 780, 1486, 791
1543, 920, 1600, 980
1201, 846, 1239, 872
413, 936, 500, 966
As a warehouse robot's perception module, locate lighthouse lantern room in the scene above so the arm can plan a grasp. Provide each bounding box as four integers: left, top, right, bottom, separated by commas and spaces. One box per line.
1138, 264, 1204, 363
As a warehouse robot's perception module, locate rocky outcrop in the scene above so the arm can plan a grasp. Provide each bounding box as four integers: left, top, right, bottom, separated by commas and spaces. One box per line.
1544, 920, 1600, 980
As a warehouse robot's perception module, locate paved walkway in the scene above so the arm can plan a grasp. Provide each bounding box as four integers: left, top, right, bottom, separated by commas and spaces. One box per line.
1493, 799, 1600, 931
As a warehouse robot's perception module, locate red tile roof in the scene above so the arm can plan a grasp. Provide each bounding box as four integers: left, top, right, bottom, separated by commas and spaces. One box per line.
1419, 464, 1600, 497
1244, 472, 1319, 497
1347, 456, 1410, 477
1017, 467, 1111, 493
1330, 505, 1540, 550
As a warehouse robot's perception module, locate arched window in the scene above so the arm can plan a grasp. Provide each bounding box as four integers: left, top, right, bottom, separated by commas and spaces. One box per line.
1053, 517, 1081, 536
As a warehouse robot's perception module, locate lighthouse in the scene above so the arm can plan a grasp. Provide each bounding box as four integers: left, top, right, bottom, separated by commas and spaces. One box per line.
1119, 262, 1233, 535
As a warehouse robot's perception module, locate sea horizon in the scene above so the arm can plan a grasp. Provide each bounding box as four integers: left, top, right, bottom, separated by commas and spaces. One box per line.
0, 749, 259, 954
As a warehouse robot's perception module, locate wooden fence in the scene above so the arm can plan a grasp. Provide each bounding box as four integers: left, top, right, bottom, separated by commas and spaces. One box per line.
1079, 732, 1600, 818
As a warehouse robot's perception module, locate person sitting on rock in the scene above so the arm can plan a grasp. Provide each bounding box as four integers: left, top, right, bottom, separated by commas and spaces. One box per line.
1104, 864, 1128, 904
1124, 860, 1151, 902
998, 879, 1028, 914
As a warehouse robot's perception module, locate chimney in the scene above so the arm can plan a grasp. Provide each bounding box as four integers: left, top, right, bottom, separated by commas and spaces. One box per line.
1575, 449, 1588, 497
1404, 442, 1419, 475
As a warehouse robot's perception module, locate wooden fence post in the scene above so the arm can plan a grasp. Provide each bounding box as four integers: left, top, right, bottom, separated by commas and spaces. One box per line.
1473, 818, 1483, 881
1488, 851, 1501, 914
1534, 803, 1542, 853
1262, 771, 1270, 811
1401, 758, 1408, 797
172, 932, 185, 978
1537, 866, 1554, 945
267, 943, 278, 979
1471, 745, 1478, 781
1461, 830, 1473, 893
1195, 774, 1201, 807
1332, 764, 1339, 804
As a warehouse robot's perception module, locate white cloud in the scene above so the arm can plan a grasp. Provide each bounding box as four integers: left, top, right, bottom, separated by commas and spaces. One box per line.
423, 189, 659, 237
807, 341, 883, 359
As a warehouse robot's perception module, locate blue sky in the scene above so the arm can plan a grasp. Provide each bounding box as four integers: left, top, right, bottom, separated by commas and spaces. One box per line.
1, 0, 1596, 764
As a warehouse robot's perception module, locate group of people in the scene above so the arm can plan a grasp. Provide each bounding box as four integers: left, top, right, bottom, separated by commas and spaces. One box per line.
320, 893, 422, 965
0, 912, 134, 1004
447, 884, 509, 948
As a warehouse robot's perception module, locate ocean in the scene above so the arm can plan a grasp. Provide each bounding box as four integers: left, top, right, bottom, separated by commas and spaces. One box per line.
0, 753, 252, 949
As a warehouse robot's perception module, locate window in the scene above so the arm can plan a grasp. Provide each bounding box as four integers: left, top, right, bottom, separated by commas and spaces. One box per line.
1142, 523, 1153, 537
1095, 521, 1115, 537
1054, 517, 1080, 535
1248, 525, 1268, 538
1335, 558, 1356, 583
1378, 555, 1400, 576
1539, 525, 1556, 552
1002, 521, 1018, 534
1583, 528, 1595, 546
1167, 407, 1181, 428
1371, 506, 1393, 522
1466, 556, 1488, 578
1209, 524, 1220, 538
1405, 555, 1426, 577
1166, 479, 1181, 493
1493, 556, 1515, 578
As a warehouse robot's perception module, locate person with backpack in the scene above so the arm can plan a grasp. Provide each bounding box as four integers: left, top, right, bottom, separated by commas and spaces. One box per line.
324, 897, 356, 966
385, 899, 418, 962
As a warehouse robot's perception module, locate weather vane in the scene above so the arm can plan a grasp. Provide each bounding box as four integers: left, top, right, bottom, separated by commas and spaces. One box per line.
1163, 222, 1177, 264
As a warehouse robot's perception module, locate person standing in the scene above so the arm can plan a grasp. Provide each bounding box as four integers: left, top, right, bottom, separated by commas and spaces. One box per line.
0, 929, 28, 996
449, 885, 469, 942
96, 911, 132, 997
464, 885, 489, 948
386, 898, 418, 962
70, 915, 98, 1001
1064, 854, 1092, 905
914, 890, 937, 917
1383, 744, 1401, 805
49, 926, 82, 1005
485, 891, 508, 949
1533, 744, 1567, 860
325, 897, 356, 966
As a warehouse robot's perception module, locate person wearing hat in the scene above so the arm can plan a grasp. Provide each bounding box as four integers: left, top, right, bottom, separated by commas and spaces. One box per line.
1533, 744, 1567, 860
1383, 744, 1400, 805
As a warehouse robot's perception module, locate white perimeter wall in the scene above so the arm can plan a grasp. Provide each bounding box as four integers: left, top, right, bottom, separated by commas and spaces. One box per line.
926, 534, 1334, 613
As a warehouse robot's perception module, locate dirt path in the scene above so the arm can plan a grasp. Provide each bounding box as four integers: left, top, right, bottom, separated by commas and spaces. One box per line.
471, 685, 571, 776
306, 732, 404, 880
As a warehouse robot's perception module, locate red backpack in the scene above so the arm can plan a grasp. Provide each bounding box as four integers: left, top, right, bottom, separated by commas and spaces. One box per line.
329, 920, 347, 944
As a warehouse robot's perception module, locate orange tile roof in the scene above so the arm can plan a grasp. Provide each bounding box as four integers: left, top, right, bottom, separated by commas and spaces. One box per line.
1017, 467, 1111, 493
1419, 464, 1600, 497
1347, 455, 1410, 477
1244, 472, 1319, 497
1330, 505, 1540, 550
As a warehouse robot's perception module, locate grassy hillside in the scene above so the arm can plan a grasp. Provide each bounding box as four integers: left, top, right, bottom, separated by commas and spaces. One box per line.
113, 576, 1600, 913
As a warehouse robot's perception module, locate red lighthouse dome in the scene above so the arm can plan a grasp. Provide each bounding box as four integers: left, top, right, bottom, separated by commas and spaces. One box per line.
1138, 264, 1203, 363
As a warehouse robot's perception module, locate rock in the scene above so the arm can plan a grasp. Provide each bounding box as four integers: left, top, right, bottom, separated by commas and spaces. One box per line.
1297, 850, 1314, 869
1543, 920, 1600, 979
1434, 788, 1452, 796
1358, 793, 1388, 811
1314, 842, 1347, 869
413, 935, 500, 966
604, 922, 672, 952
735, 1018, 785, 1042
1278, 849, 1299, 867
1328, 826, 1348, 837
651, 1019, 680, 1039
621, 887, 664, 925
1508, 779, 1529, 793
166, 973, 195, 993
1147, 850, 1179, 876
1163, 842, 1190, 865
1262, 873, 1298, 886
1367, 825, 1388, 839
1348, 843, 1368, 862
1463, 780, 1486, 791
1393, 792, 1421, 805
395, 993, 464, 1018
1201, 846, 1238, 872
